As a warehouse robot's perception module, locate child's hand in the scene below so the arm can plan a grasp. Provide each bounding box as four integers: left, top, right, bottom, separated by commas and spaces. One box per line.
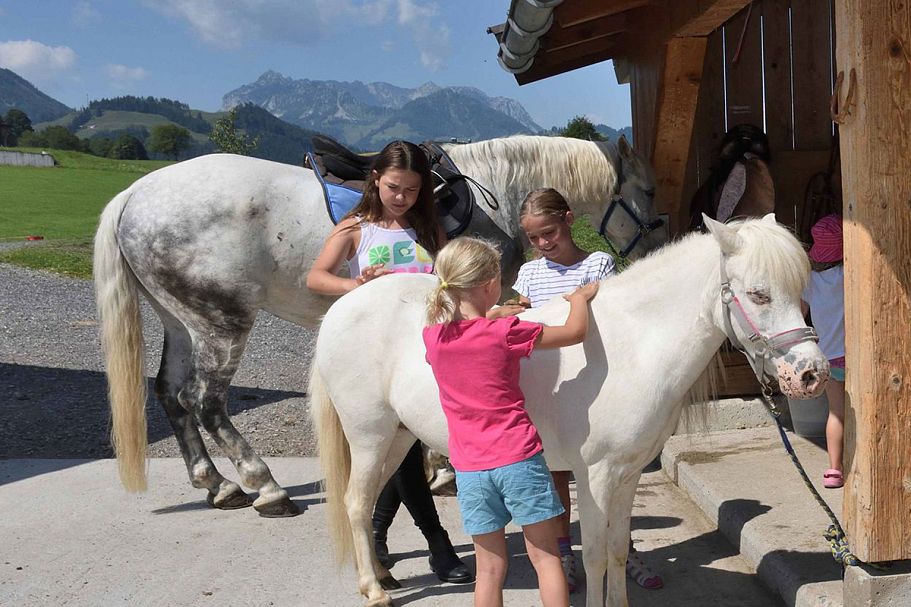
486, 304, 527, 319
564, 281, 599, 302
354, 264, 392, 286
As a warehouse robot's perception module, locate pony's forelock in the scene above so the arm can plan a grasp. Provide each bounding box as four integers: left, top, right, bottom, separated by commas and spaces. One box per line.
732, 218, 809, 297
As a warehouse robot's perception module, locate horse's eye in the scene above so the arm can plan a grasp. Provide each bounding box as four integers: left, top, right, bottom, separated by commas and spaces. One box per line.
645, 189, 656, 197
747, 289, 771, 305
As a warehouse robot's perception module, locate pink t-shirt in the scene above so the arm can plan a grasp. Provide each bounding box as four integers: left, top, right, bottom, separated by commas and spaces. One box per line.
422, 316, 544, 472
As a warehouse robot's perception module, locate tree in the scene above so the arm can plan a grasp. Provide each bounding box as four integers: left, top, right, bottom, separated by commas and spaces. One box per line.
109, 133, 148, 160
4, 108, 33, 142
561, 115, 605, 141
17, 130, 46, 148
88, 137, 114, 158
210, 108, 260, 155
148, 123, 191, 159
43, 125, 83, 150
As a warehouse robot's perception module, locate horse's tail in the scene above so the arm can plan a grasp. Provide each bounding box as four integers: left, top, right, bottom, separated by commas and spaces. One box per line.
93, 189, 148, 492
309, 361, 354, 565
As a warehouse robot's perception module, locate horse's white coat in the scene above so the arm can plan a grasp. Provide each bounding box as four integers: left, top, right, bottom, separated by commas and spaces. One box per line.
94, 136, 660, 511
310, 215, 829, 607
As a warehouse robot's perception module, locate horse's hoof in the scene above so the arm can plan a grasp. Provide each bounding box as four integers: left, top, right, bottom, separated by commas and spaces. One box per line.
206, 487, 254, 510
379, 574, 402, 591
254, 495, 301, 518
366, 595, 395, 607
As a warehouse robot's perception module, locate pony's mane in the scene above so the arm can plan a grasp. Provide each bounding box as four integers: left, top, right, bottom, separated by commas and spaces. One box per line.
443, 135, 619, 207
730, 218, 810, 297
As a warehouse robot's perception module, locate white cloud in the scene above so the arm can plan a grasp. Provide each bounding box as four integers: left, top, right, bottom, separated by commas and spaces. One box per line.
0, 39, 77, 86
106, 64, 148, 84
147, 0, 335, 49
146, 0, 449, 69
396, 0, 449, 71
73, 1, 101, 27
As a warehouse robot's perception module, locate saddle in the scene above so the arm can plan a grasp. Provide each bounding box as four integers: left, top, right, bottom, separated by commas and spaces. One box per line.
304, 134, 478, 239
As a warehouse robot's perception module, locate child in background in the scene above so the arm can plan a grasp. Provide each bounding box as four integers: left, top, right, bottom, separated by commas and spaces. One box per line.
423, 237, 599, 607
511, 188, 663, 592
801, 214, 846, 489
307, 140, 471, 584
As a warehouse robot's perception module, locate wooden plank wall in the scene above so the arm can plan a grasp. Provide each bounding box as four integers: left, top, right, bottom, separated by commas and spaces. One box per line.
678, 0, 838, 231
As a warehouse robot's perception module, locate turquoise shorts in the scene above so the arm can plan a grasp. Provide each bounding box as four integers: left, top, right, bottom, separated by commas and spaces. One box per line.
455, 452, 564, 536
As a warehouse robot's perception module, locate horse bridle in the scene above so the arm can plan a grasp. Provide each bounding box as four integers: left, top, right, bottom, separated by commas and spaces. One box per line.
718, 255, 819, 393
597, 194, 664, 259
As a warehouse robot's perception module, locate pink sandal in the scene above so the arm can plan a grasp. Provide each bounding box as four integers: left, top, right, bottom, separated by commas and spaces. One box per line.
626, 547, 664, 589
823, 469, 844, 489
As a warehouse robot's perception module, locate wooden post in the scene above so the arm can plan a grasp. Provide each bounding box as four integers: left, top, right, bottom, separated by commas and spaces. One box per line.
652, 37, 707, 235
835, 0, 911, 563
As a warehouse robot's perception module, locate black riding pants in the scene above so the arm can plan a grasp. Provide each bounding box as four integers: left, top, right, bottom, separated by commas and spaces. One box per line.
372, 441, 443, 539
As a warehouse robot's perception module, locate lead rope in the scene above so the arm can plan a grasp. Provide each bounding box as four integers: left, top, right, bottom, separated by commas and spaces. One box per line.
756, 387, 863, 570
718, 254, 867, 572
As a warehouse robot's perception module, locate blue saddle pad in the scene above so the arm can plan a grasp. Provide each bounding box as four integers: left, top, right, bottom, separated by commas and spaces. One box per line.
307, 152, 363, 224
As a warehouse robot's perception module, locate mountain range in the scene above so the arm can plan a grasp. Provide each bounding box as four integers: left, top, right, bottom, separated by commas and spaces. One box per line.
1, 68, 72, 123
222, 71, 541, 150
2, 67, 632, 164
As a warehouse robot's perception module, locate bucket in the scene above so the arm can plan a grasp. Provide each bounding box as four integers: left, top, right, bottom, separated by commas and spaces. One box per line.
787, 393, 829, 437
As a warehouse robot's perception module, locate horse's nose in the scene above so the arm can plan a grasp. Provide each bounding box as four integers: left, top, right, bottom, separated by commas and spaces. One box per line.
801, 369, 821, 394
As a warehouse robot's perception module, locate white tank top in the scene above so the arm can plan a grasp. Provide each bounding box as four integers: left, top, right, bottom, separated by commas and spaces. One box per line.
347, 222, 434, 277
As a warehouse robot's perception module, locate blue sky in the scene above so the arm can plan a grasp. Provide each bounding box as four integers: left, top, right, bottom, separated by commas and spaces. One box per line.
0, 1, 632, 130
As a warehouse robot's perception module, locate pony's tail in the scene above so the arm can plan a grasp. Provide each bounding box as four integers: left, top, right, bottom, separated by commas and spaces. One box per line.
309, 362, 354, 565
93, 189, 148, 492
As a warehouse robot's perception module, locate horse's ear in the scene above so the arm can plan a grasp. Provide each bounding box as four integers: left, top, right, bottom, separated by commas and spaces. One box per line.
617, 135, 633, 158
703, 214, 743, 254
761, 213, 777, 224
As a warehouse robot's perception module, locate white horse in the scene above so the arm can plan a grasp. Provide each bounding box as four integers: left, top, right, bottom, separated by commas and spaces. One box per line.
93, 135, 662, 516
310, 215, 829, 607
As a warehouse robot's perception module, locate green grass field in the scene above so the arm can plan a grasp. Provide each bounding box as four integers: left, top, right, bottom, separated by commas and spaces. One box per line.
0, 147, 622, 280
0, 148, 171, 278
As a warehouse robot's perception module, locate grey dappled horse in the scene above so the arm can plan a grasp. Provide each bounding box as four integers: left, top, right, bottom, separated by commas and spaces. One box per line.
93, 135, 662, 516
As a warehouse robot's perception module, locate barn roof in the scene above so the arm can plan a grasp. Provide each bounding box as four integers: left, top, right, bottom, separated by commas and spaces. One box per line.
489, 0, 751, 84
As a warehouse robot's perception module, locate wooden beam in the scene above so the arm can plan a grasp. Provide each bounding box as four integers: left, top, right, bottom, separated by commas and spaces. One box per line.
651, 37, 707, 236
836, 0, 911, 563
543, 13, 627, 52
671, 0, 752, 37
515, 36, 619, 85
555, 0, 651, 28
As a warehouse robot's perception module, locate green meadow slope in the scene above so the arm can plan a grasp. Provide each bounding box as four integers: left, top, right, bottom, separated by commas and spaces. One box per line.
0, 148, 170, 277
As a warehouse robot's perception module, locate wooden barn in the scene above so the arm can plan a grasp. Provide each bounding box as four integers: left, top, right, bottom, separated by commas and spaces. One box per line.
490, 0, 910, 590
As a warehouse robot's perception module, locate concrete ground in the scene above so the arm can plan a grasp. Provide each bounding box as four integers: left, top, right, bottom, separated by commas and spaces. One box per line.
0, 457, 779, 607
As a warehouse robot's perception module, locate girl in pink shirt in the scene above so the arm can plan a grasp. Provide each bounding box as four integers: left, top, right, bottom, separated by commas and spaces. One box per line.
423, 237, 598, 607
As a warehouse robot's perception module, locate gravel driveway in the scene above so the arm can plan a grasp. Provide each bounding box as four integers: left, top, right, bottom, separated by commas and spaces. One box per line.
0, 263, 318, 459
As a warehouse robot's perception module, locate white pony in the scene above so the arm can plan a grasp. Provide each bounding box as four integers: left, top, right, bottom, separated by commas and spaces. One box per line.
310, 215, 829, 607
94, 135, 662, 517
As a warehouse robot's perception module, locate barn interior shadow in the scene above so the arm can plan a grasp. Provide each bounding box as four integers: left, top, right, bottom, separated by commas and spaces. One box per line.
0, 362, 305, 485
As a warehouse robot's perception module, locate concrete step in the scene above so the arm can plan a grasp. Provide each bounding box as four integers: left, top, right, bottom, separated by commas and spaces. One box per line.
661, 426, 845, 607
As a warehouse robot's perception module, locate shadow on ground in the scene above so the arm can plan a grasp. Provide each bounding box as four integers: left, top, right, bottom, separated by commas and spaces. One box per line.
0, 362, 305, 483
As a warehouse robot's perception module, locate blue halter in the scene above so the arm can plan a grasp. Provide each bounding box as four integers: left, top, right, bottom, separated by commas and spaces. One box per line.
597, 194, 665, 258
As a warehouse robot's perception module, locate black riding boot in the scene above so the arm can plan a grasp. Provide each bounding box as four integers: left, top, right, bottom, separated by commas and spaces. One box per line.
372, 478, 401, 568
426, 529, 474, 584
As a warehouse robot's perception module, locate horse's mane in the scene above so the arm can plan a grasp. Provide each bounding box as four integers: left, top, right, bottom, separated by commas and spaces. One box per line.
442, 135, 619, 207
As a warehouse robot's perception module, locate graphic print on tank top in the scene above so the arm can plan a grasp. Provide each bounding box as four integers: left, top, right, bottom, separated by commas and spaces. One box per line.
366, 240, 433, 273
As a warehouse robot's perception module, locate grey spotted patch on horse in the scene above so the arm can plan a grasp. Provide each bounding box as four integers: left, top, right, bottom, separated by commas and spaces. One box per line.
119, 215, 256, 335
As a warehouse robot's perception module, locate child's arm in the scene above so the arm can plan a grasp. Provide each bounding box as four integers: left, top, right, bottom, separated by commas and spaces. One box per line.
306, 219, 390, 295
536, 282, 599, 349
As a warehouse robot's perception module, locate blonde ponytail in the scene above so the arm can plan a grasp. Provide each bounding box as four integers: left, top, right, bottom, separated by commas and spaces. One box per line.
426, 237, 501, 325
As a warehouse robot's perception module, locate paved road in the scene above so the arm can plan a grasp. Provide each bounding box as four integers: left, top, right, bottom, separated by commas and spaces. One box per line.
1, 458, 779, 607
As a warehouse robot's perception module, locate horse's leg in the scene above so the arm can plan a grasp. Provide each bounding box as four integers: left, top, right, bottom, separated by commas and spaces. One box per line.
183, 329, 298, 518
155, 319, 251, 510
603, 479, 638, 607
349, 430, 418, 605
576, 464, 636, 607
574, 467, 610, 607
